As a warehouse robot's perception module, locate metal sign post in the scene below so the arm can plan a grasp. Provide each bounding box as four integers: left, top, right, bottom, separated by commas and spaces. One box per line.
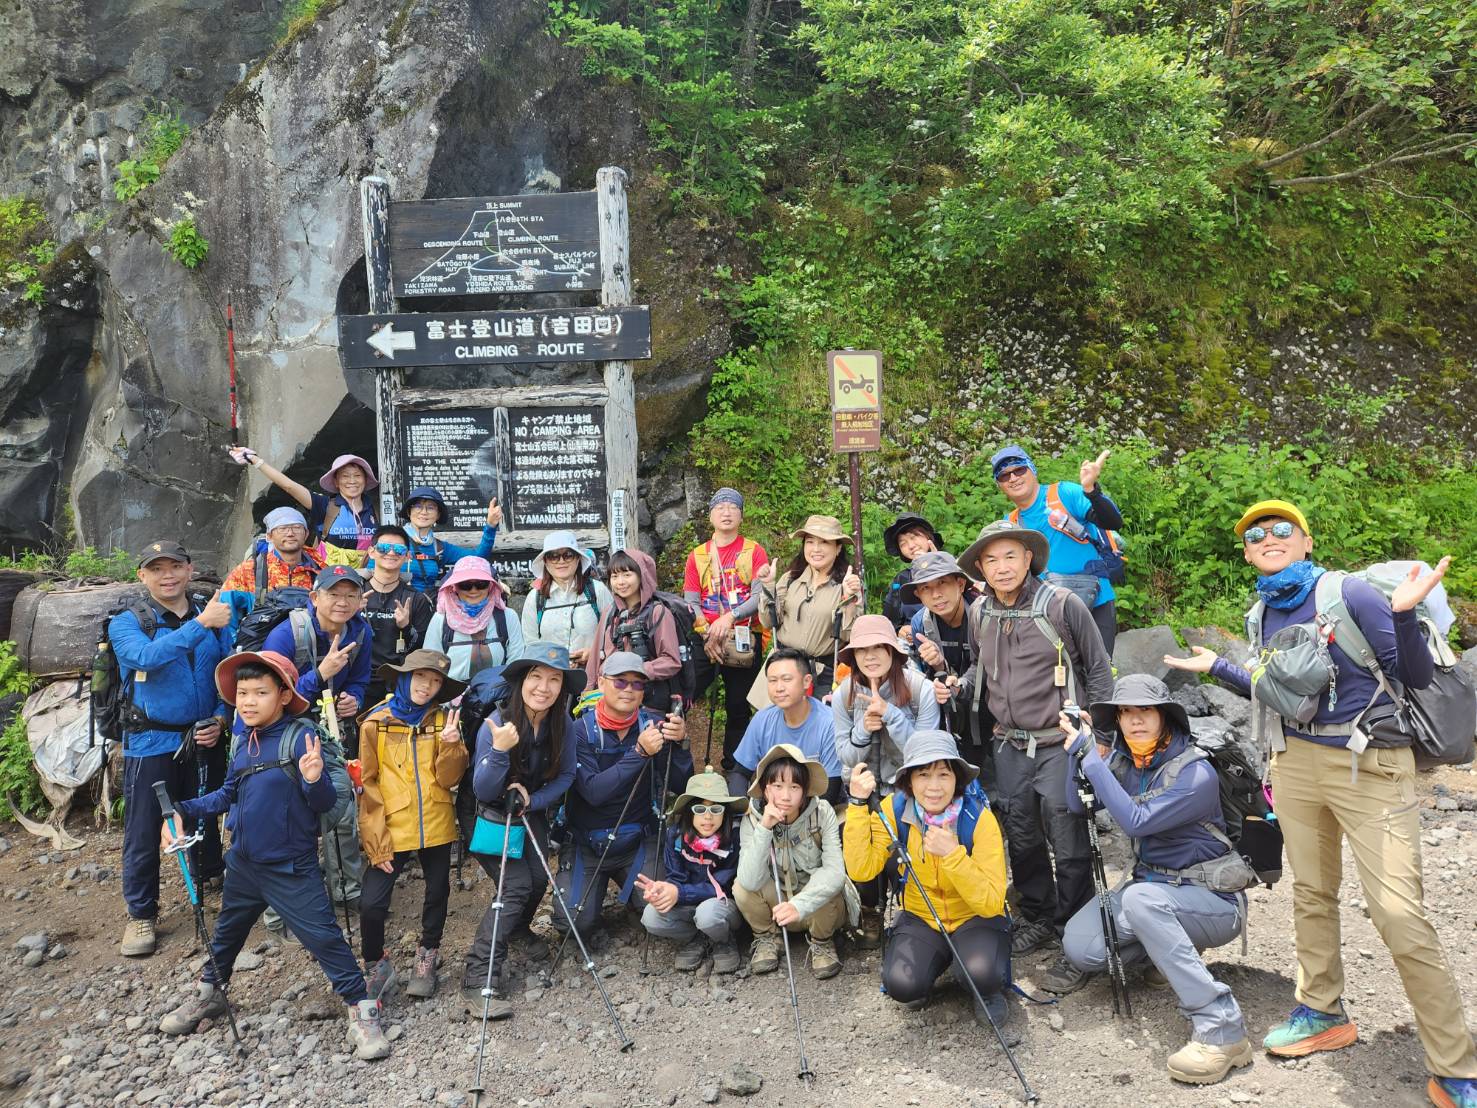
827, 349, 883, 584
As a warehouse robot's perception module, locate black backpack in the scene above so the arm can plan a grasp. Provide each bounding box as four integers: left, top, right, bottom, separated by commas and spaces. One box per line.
233, 588, 313, 654
648, 591, 703, 707
1189, 733, 1283, 887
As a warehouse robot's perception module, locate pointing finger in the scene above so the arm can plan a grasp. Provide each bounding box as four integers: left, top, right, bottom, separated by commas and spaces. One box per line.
1095, 449, 1110, 466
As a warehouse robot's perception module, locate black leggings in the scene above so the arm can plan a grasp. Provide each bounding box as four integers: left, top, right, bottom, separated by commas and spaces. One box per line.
358, 841, 453, 963
882, 911, 1009, 1004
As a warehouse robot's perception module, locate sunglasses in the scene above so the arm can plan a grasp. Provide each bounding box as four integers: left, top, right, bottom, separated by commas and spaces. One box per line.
996, 466, 1030, 482
545, 550, 578, 562
455, 581, 491, 593
690, 803, 727, 816
1243, 521, 1297, 545
608, 677, 646, 692
374, 542, 409, 556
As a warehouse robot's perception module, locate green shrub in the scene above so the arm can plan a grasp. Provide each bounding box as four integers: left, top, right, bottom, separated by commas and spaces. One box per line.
164, 217, 209, 269
113, 110, 190, 201
0, 545, 137, 582
0, 642, 41, 821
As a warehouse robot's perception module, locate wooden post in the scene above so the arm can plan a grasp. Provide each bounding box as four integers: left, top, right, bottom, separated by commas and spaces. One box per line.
596, 166, 638, 552
361, 176, 402, 523
848, 450, 865, 592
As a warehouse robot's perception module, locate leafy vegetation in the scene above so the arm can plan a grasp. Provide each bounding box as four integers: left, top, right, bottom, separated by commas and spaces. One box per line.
163, 216, 209, 269
0, 546, 137, 582
114, 110, 191, 201
0, 196, 52, 308
276, 0, 338, 44
0, 642, 42, 821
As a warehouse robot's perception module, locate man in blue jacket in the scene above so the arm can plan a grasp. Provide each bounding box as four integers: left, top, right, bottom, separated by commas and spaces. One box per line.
157, 650, 390, 1060
112, 540, 234, 959
555, 652, 691, 943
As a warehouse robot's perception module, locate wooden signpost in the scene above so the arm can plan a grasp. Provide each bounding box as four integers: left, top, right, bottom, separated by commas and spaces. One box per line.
353, 168, 647, 568
828, 349, 883, 584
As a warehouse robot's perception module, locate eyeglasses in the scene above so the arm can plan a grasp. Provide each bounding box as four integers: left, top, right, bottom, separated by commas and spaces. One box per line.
374, 542, 409, 556
408, 501, 438, 512
690, 803, 727, 815
455, 581, 491, 593
545, 550, 578, 562
608, 677, 646, 692
1243, 521, 1296, 545
996, 466, 1030, 482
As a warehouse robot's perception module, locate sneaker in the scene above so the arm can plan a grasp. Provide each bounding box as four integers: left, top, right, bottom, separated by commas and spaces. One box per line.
973, 990, 1023, 1047
1430, 1076, 1477, 1108
807, 936, 842, 980
159, 982, 228, 1035
711, 939, 741, 975
120, 917, 157, 958
460, 974, 512, 1020
1039, 953, 1092, 996
346, 998, 391, 1061
364, 955, 395, 1001
405, 946, 438, 999
1262, 1002, 1357, 1057
674, 937, 708, 972
509, 926, 550, 963
748, 932, 780, 975
1010, 918, 1057, 956
1142, 963, 1170, 989
855, 906, 883, 949
1167, 1038, 1255, 1085
265, 918, 301, 947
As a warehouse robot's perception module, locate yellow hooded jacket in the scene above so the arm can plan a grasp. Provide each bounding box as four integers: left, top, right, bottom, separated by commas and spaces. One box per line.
358, 703, 467, 865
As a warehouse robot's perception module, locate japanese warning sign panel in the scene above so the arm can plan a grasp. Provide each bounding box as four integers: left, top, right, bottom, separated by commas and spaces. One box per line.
827, 350, 883, 452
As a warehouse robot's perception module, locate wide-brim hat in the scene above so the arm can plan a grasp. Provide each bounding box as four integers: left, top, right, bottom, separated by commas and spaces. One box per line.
400, 486, 448, 526
1234, 498, 1311, 539
884, 513, 943, 559
216, 650, 309, 716
747, 742, 829, 800
1089, 673, 1190, 737
890, 728, 979, 790
959, 520, 1050, 581
790, 514, 852, 545
899, 550, 970, 603
837, 613, 907, 670
530, 529, 594, 580
501, 640, 588, 700
670, 766, 749, 817
320, 453, 379, 494
378, 648, 466, 703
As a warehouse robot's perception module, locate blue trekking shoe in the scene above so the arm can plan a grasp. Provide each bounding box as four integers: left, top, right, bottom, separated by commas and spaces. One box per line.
1262, 1002, 1357, 1057
1429, 1076, 1477, 1108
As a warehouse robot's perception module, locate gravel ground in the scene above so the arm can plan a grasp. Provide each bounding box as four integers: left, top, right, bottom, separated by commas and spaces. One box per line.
2, 762, 1475, 1108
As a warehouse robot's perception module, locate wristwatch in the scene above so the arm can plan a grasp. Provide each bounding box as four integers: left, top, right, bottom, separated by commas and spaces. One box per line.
847, 795, 870, 807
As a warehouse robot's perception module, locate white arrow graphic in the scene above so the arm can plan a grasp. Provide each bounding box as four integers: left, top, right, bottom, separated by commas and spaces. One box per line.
366, 322, 417, 360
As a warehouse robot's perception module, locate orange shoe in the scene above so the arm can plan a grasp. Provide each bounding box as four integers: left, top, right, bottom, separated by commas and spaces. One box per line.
1428, 1076, 1477, 1108
1262, 1003, 1358, 1057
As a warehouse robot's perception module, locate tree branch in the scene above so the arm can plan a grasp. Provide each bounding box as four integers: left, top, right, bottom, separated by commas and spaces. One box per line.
1272, 136, 1476, 188
1256, 101, 1388, 170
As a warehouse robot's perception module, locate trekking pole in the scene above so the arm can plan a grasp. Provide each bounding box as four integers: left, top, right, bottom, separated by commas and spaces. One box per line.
318, 693, 355, 943
1075, 763, 1130, 1017
867, 793, 1038, 1102
153, 781, 243, 1047
767, 844, 814, 1085
829, 607, 844, 696
519, 809, 634, 1051
640, 698, 683, 975
225, 295, 239, 447
469, 797, 517, 1107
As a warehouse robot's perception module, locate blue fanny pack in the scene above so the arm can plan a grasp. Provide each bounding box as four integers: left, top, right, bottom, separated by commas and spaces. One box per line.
470, 811, 526, 858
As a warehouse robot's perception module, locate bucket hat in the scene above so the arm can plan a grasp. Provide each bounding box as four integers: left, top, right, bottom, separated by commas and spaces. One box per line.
1234, 499, 1311, 539
319, 454, 379, 494
883, 513, 943, 559
500, 640, 588, 700
747, 742, 828, 800
400, 486, 448, 526
789, 514, 852, 545
378, 648, 466, 703
890, 728, 978, 790
959, 520, 1050, 580
669, 766, 749, 817
216, 650, 310, 716
1089, 674, 1190, 737
899, 550, 970, 603
837, 614, 907, 670
530, 529, 594, 580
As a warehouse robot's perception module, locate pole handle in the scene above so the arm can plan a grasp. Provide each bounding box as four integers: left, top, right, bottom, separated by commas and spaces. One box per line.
152, 780, 177, 820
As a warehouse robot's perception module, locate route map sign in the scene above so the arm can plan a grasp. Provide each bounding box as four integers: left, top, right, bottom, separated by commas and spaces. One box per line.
827, 349, 883, 452
338, 306, 651, 369
389, 192, 602, 297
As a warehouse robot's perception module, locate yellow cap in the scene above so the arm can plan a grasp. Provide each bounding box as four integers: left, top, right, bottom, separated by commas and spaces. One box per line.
1234, 499, 1311, 538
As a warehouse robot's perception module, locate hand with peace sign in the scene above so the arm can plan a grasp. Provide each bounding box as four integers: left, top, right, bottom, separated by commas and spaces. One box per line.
393, 595, 413, 629
440, 707, 463, 744
197, 588, 233, 630
299, 733, 324, 783
1080, 449, 1111, 493
317, 633, 358, 682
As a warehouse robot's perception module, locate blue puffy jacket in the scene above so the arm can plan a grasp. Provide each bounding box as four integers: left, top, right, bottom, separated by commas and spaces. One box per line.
659, 825, 739, 907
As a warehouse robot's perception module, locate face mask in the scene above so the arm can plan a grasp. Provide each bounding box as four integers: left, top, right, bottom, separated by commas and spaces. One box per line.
1125, 734, 1162, 767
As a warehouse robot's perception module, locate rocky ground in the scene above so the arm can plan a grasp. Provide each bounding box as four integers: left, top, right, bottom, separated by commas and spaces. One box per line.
1, 751, 1475, 1108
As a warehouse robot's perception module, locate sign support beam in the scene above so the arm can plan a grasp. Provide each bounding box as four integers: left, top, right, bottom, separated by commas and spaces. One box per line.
596, 166, 638, 553
361, 176, 402, 523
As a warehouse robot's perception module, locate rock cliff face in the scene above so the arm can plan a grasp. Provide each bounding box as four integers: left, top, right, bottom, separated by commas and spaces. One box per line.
0, 0, 730, 569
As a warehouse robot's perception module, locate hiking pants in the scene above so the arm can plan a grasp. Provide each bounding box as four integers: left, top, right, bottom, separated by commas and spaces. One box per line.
1272, 739, 1477, 1077
994, 739, 1092, 931
552, 831, 655, 939
733, 878, 847, 941
358, 841, 453, 964
1089, 600, 1117, 655
466, 813, 550, 984
1064, 881, 1246, 1045
882, 912, 1009, 1004
713, 662, 760, 769
264, 803, 364, 931
122, 747, 224, 920
203, 850, 366, 1004
642, 897, 742, 945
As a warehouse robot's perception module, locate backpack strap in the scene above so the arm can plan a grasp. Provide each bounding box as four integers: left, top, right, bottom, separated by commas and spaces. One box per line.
1125, 745, 1236, 860
1313, 570, 1390, 760
321, 499, 341, 543
288, 608, 317, 678
254, 547, 269, 605
977, 585, 1077, 756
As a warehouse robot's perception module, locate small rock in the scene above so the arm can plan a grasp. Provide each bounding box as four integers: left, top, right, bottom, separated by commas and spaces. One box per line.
125, 1016, 145, 1031
46, 944, 66, 960
720, 1063, 763, 1097
233, 951, 263, 971
1112, 1072, 1132, 1085
0, 1066, 29, 1089
1436, 797, 1459, 811
1048, 1012, 1065, 1033
0, 836, 12, 854
1229, 1093, 1254, 1104
699, 1086, 720, 1105
14, 933, 47, 953
21, 950, 44, 968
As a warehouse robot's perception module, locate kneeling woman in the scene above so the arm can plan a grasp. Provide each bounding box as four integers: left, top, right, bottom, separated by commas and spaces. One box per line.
1059, 674, 1253, 1086
844, 730, 1011, 1027
463, 641, 584, 1016
734, 744, 859, 980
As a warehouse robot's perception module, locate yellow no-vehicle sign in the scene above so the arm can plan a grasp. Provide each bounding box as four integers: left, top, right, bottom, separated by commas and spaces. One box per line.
828, 349, 882, 452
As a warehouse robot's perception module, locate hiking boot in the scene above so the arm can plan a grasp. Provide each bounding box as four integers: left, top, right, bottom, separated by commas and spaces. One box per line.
347, 998, 391, 1061
1039, 953, 1092, 995
1142, 963, 1170, 989
748, 932, 780, 975
1010, 918, 1057, 956
855, 906, 883, 949
711, 938, 741, 975
1167, 1038, 1254, 1085
265, 917, 301, 947
405, 946, 439, 998
364, 955, 395, 1001
1430, 1076, 1477, 1108
120, 917, 157, 958
159, 982, 228, 1035
1262, 1002, 1357, 1057
509, 926, 550, 963
974, 990, 1023, 1047
674, 937, 709, 972
460, 973, 512, 1020
807, 936, 842, 980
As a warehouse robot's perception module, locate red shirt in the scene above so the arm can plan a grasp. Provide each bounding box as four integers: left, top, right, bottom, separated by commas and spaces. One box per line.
684, 535, 769, 625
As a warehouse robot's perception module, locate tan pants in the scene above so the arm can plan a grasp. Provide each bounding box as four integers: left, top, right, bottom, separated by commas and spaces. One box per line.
1272, 738, 1477, 1077
733, 878, 847, 941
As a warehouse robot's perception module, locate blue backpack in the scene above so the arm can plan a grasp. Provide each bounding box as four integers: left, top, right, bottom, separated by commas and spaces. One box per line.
889, 777, 992, 896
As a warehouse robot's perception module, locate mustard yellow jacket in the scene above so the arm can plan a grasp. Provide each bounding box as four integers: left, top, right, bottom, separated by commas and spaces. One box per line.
358, 704, 467, 864
843, 797, 1007, 932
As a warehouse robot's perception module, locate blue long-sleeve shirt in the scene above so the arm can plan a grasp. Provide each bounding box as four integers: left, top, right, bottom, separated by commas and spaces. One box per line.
660, 825, 739, 907
566, 710, 692, 834
108, 597, 231, 759
472, 711, 577, 814
1212, 574, 1433, 747
261, 608, 373, 707
400, 525, 499, 593
177, 715, 336, 864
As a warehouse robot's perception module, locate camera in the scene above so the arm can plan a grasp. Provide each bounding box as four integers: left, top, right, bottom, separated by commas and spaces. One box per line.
611, 617, 650, 658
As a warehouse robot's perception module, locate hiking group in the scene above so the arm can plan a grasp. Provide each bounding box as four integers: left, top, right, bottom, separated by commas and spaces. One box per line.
102, 442, 1477, 1107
